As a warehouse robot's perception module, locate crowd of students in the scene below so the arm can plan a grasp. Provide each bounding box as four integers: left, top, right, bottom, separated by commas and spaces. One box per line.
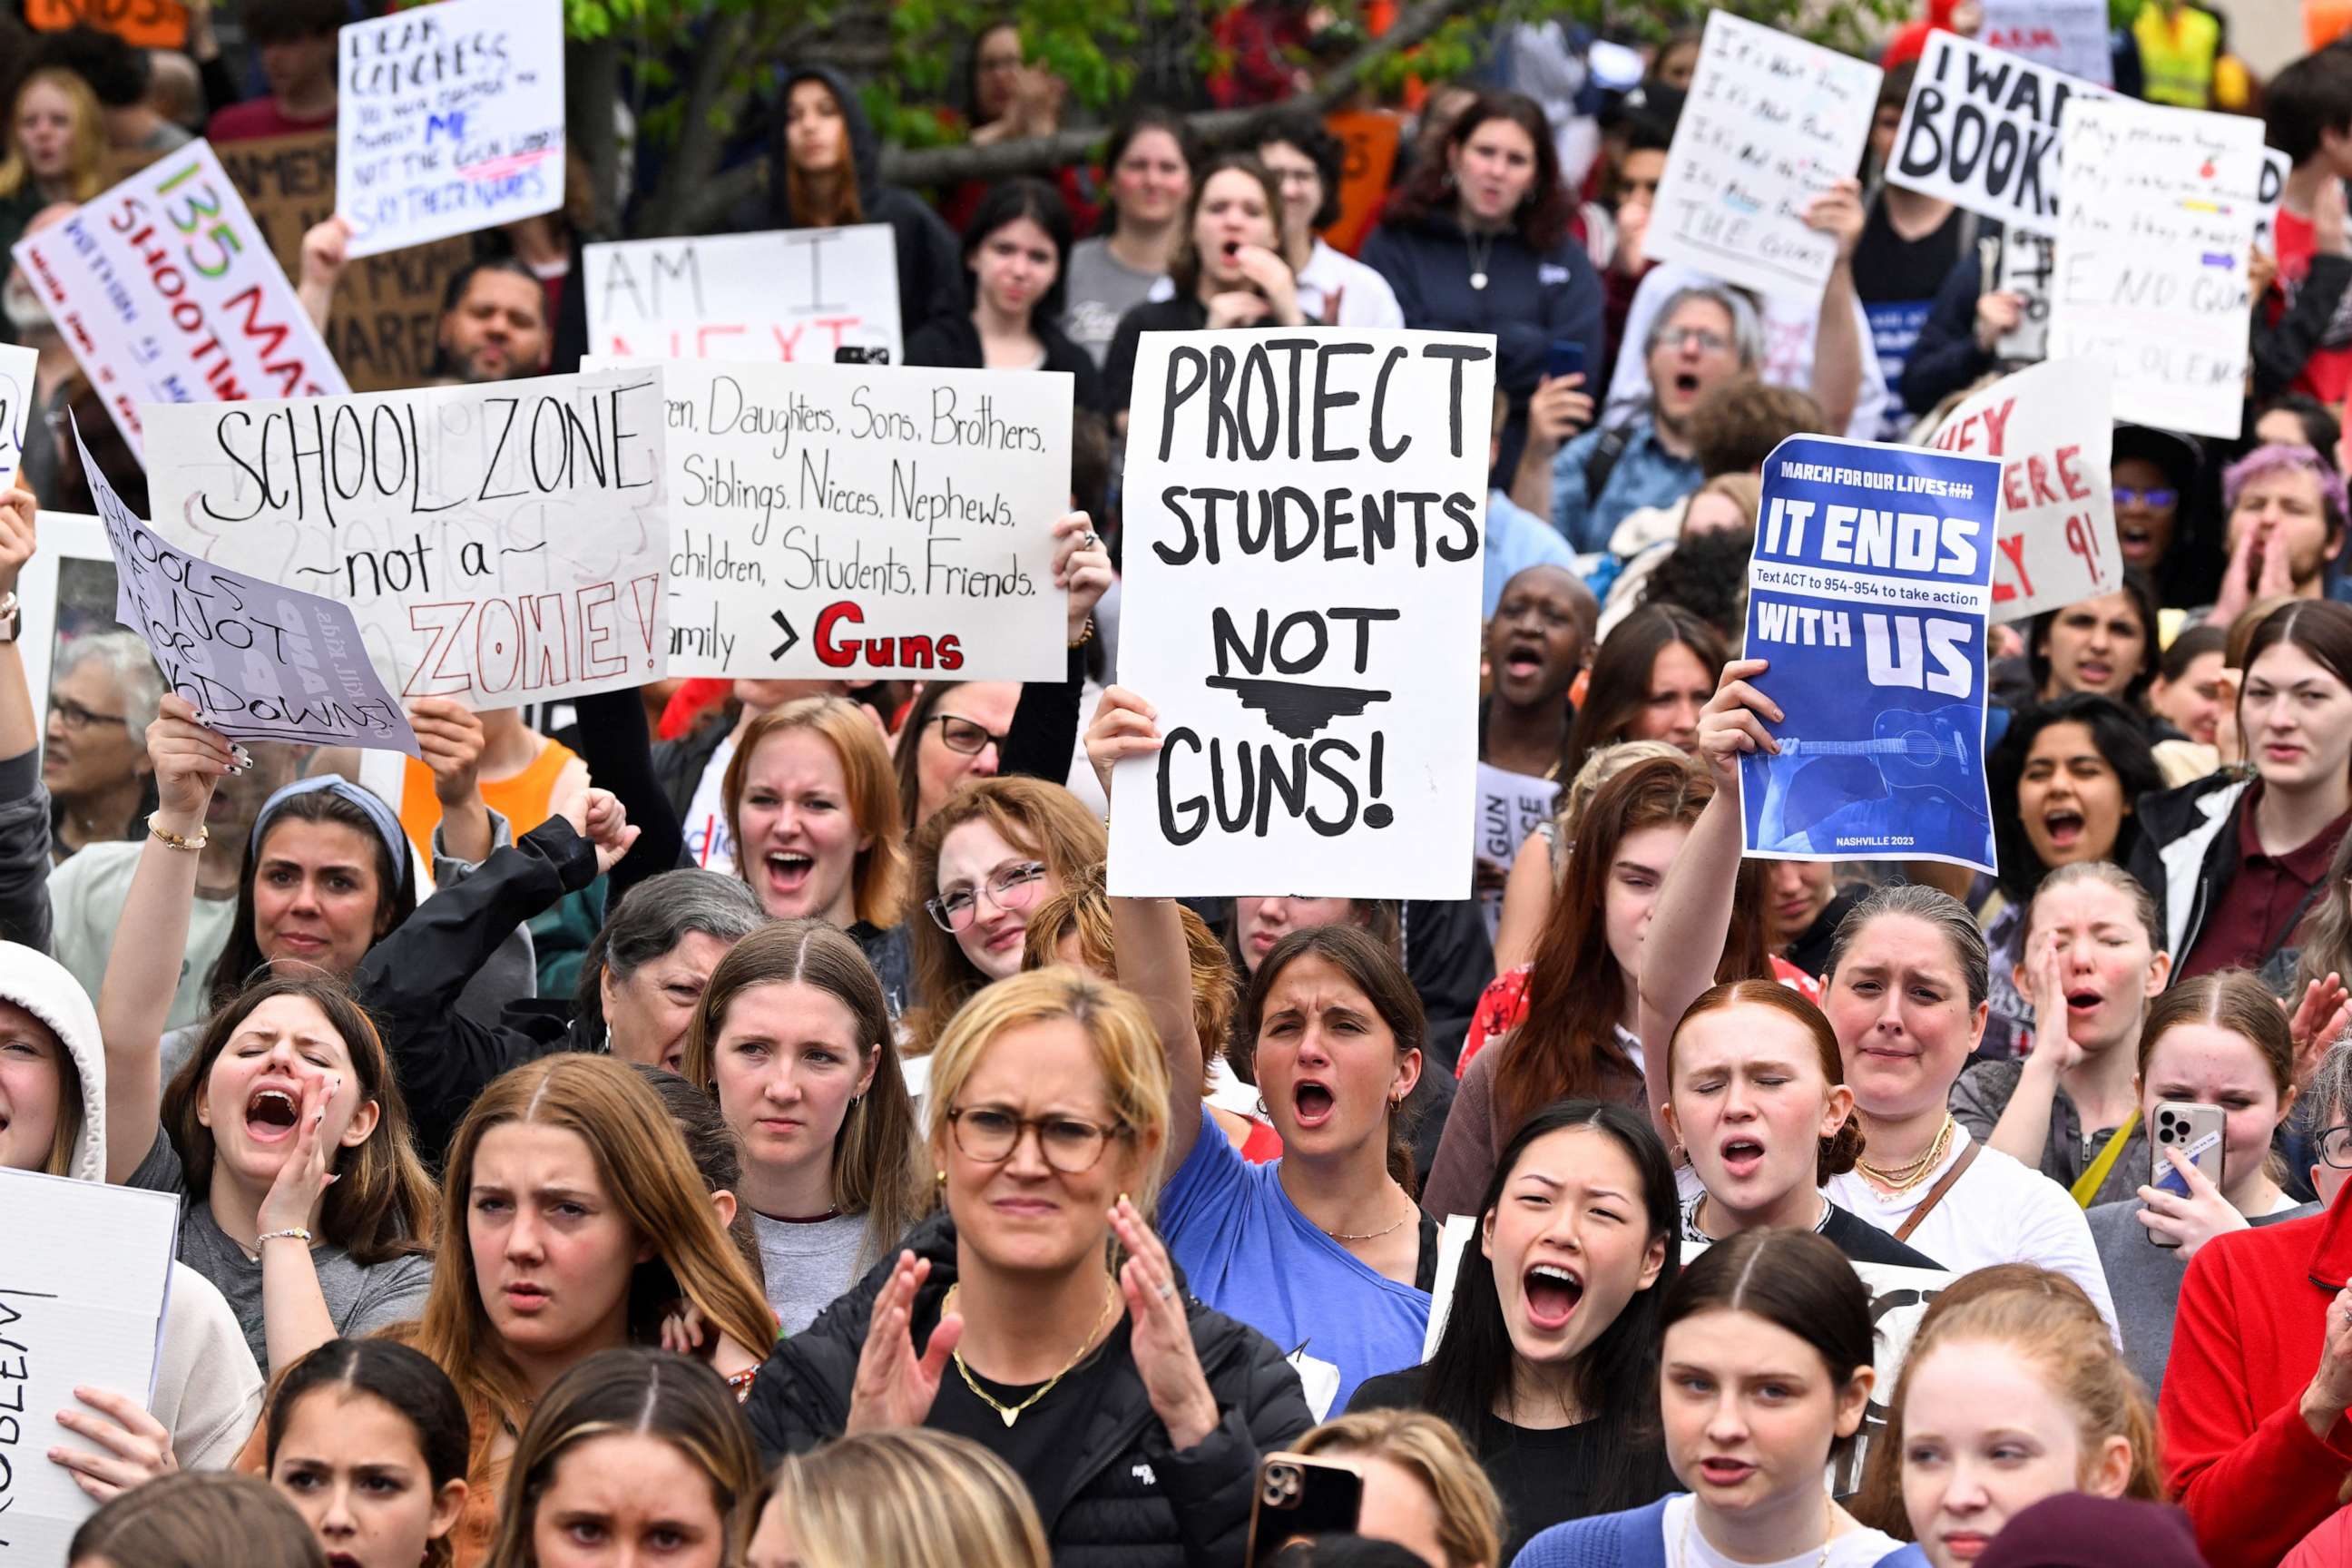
7, 2, 2352, 1566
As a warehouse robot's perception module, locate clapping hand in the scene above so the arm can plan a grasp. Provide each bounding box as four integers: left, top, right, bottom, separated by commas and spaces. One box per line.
846, 1251, 963, 1435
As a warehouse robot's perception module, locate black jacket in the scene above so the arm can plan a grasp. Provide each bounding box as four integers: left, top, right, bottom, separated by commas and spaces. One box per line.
1357, 211, 1606, 403
2125, 770, 2267, 968
905, 312, 1108, 415
737, 64, 964, 348
744, 1212, 1311, 1568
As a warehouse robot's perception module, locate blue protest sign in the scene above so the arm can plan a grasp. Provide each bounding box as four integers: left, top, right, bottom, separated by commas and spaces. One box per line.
1740, 436, 2003, 873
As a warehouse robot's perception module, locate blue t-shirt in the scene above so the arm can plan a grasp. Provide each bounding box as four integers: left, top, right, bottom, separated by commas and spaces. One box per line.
1161, 1106, 1430, 1413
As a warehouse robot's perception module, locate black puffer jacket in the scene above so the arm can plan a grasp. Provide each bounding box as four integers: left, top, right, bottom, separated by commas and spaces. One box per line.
744, 1212, 1311, 1568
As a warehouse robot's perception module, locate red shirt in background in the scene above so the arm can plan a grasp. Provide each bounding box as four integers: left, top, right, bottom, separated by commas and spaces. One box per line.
204, 98, 335, 144
2271, 207, 2352, 407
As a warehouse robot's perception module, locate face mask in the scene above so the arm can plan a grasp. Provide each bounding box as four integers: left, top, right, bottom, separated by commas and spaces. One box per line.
4, 279, 51, 336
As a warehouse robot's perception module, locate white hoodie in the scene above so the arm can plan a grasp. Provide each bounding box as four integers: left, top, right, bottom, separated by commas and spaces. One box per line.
1, 942, 262, 1470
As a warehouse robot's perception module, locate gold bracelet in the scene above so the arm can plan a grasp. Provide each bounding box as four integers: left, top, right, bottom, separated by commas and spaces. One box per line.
1069, 615, 1096, 650
147, 813, 209, 853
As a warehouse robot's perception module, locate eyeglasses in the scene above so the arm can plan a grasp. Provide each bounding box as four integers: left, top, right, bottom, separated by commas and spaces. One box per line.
928, 713, 1011, 757
946, 1104, 1132, 1172
2317, 1125, 2352, 1170
49, 696, 129, 731
2113, 485, 2179, 509
1659, 328, 1730, 354
926, 859, 1048, 932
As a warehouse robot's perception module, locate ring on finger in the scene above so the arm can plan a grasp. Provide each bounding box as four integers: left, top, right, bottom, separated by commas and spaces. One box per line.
1082, 531, 1101, 550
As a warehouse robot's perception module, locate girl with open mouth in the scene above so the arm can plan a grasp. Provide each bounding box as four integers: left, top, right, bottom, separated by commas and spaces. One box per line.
1516, 1230, 1905, 1568
1354, 1102, 1681, 1563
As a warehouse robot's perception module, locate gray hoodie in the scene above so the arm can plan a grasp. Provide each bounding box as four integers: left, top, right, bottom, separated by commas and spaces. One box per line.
0, 941, 262, 1470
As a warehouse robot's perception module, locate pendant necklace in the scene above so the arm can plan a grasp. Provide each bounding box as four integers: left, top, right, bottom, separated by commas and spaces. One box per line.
1466, 228, 1497, 291
943, 1280, 1117, 1428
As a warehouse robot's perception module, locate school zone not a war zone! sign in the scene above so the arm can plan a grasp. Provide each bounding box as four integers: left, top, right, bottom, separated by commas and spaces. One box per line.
591, 356, 1073, 681
1110, 329, 1494, 900
140, 368, 670, 708
583, 227, 905, 366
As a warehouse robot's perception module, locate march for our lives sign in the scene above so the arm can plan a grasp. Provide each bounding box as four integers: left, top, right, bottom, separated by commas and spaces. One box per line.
1740, 436, 2002, 873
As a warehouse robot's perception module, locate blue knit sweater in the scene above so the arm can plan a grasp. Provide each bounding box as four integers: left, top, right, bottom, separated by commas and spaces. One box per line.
1512, 1498, 1927, 1568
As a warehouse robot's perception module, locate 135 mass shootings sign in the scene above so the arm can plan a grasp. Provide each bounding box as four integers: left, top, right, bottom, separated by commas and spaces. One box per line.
583, 228, 905, 365
1740, 436, 2002, 875
1110, 329, 1494, 899
337, 0, 566, 258
141, 368, 669, 708
10, 142, 348, 460
591, 357, 1073, 681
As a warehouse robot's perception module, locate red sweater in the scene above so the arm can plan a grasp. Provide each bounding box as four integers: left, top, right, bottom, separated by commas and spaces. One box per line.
2163, 1184, 2352, 1568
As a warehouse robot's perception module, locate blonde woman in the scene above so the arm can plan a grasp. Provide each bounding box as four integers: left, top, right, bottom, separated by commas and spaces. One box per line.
1291, 1410, 1506, 1568
742, 967, 1310, 1564
0, 67, 105, 261
749, 1428, 1050, 1568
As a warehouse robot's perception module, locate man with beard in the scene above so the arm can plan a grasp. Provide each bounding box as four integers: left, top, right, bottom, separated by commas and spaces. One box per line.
430, 258, 556, 384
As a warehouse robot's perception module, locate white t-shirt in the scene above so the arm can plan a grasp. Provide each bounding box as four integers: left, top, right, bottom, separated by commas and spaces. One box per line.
1825, 1124, 2118, 1337
1296, 240, 1406, 328
1663, 1495, 1904, 1568
1606, 261, 1888, 442
681, 734, 739, 873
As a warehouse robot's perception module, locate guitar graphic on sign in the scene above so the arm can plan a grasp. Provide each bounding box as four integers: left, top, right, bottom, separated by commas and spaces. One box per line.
1777, 703, 1981, 819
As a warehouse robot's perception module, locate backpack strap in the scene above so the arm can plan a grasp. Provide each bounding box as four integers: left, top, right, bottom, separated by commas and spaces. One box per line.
1894, 1139, 1982, 1243
1583, 423, 1633, 504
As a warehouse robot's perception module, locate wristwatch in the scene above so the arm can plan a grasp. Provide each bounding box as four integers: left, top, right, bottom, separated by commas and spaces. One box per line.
0, 592, 18, 644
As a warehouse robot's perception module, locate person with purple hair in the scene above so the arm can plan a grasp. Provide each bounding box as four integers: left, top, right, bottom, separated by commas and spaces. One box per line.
2210, 443, 2348, 627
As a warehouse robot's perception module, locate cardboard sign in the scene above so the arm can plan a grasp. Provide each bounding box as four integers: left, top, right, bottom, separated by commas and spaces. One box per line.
1645, 11, 1883, 301
1981, 0, 2113, 87
1740, 436, 2002, 873
76, 417, 419, 753
25, 0, 186, 48
2050, 98, 2263, 441
10, 142, 348, 460
583, 228, 903, 365
216, 132, 475, 397
0, 344, 33, 495
594, 356, 1073, 681
1927, 358, 2117, 624
1474, 762, 1558, 868
141, 368, 670, 708
1109, 329, 1494, 898
0, 1168, 181, 1561
1886, 33, 2112, 233
1993, 229, 2055, 362
336, 0, 566, 258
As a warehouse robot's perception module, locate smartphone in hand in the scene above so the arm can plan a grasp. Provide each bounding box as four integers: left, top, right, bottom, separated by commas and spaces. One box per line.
1545, 339, 1586, 383
2148, 1101, 2227, 1244
1248, 1454, 1367, 1566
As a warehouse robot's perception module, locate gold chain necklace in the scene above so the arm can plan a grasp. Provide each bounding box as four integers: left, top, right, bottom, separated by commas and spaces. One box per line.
1677, 1494, 1834, 1568
1855, 1114, 1955, 1194
943, 1280, 1118, 1428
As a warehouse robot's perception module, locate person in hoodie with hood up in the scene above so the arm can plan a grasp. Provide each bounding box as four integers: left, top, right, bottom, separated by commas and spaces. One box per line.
1, 941, 265, 1501
743, 66, 964, 351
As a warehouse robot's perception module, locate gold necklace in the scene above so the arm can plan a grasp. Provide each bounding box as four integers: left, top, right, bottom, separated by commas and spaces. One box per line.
1677, 1494, 1835, 1568
1855, 1114, 1955, 1194
943, 1280, 1118, 1428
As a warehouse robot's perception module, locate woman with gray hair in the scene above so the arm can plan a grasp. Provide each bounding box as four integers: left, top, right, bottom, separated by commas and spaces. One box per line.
44, 629, 162, 861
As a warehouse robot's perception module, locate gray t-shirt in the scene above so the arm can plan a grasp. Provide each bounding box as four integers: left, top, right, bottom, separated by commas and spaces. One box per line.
128, 1130, 435, 1376
1061, 238, 1167, 368
2086, 1194, 2318, 1401
754, 1210, 871, 1337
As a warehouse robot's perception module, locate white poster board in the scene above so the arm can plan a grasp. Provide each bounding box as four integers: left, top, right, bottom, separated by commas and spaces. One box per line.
1994, 230, 2055, 362
593, 356, 1073, 681
76, 418, 419, 752
0, 343, 33, 494
1109, 329, 1492, 898
9, 142, 348, 460
141, 368, 670, 707
1886, 33, 2112, 233
336, 0, 567, 258
1926, 358, 2117, 623
2050, 97, 2264, 441
1645, 11, 1882, 302
1474, 762, 1557, 868
1981, 0, 2114, 88
13, 511, 117, 735
2254, 147, 2293, 258
0, 1169, 181, 1562
583, 227, 904, 365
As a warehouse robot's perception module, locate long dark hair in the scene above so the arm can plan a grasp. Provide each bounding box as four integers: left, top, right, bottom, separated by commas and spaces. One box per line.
1987, 692, 2165, 905
1419, 1102, 1678, 1511
961, 175, 1075, 321
1661, 1230, 1875, 1466
1381, 91, 1574, 252
1563, 604, 1727, 779
207, 786, 415, 1006
2025, 564, 2161, 708
1096, 104, 1203, 239
266, 1339, 468, 1568
1243, 924, 1426, 1192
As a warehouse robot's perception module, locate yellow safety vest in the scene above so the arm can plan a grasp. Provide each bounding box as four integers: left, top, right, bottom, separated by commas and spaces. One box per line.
2134, 3, 2221, 109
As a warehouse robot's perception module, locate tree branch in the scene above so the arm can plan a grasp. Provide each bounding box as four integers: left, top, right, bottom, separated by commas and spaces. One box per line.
660, 0, 1472, 236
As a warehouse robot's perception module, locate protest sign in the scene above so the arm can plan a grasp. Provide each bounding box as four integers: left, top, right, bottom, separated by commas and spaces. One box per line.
1643, 11, 1883, 301
1927, 358, 2115, 624
1740, 436, 2001, 874
217, 132, 474, 396
336, 0, 566, 258
0, 343, 33, 494
1993, 229, 2055, 362
25, 0, 185, 47
1887, 33, 2112, 232
1109, 328, 1493, 899
1981, 0, 2113, 86
2254, 147, 2293, 258
75, 418, 419, 754
142, 368, 669, 708
1474, 763, 1559, 871
10, 142, 348, 461
2050, 97, 2264, 441
584, 228, 904, 365
0, 1168, 181, 1562
593, 356, 1073, 681
1323, 110, 1405, 256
